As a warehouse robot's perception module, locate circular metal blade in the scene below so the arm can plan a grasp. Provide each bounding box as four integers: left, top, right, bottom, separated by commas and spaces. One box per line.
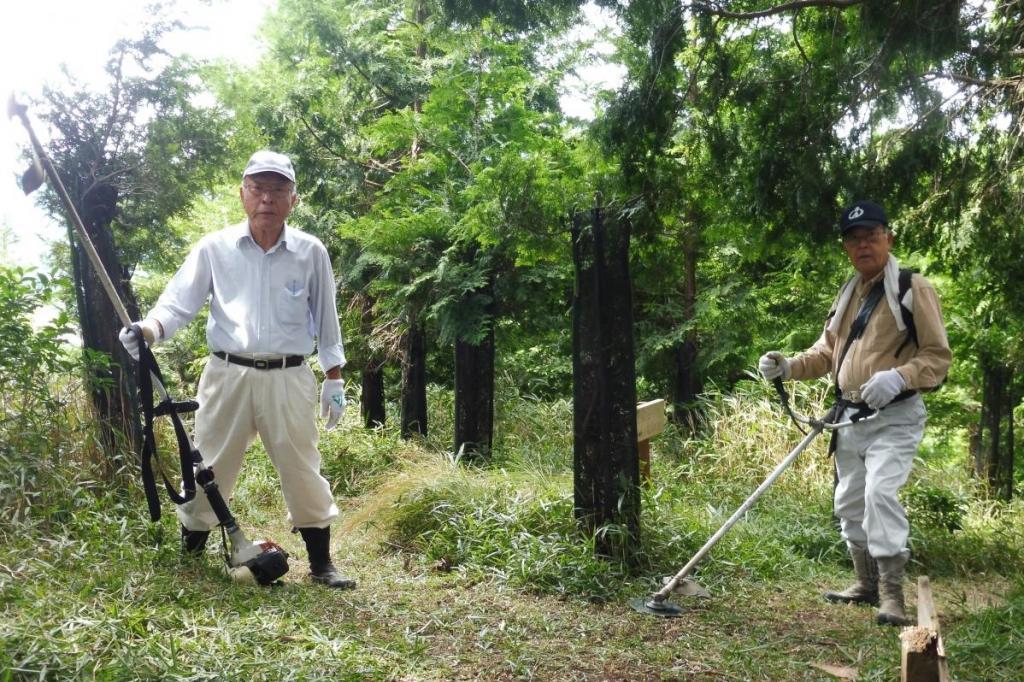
629, 596, 686, 617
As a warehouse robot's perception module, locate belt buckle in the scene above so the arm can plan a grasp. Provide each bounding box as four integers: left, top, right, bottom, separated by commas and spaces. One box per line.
254, 359, 269, 370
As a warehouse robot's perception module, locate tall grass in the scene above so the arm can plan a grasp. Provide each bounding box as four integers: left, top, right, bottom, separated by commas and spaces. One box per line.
0, 268, 120, 534
354, 377, 1023, 600
3, 324, 1022, 679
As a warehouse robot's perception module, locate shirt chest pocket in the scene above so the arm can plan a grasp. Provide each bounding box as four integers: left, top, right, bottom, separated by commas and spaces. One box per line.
277, 279, 309, 326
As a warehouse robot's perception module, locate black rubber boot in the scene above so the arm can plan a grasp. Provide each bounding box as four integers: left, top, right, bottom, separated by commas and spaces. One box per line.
180, 524, 210, 556
298, 527, 357, 590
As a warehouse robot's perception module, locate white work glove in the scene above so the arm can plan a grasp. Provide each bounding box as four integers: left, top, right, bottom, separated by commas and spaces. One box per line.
758, 351, 791, 381
860, 368, 906, 410
319, 378, 346, 430
118, 319, 161, 361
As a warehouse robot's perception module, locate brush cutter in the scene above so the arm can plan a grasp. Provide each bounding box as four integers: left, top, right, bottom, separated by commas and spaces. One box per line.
630, 378, 876, 617
8, 94, 288, 586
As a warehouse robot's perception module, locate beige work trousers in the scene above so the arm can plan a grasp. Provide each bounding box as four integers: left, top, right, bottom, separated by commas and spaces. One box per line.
833, 394, 926, 560
176, 355, 339, 532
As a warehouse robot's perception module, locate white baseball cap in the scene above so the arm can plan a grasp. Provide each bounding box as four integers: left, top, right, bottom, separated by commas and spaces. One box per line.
242, 150, 296, 183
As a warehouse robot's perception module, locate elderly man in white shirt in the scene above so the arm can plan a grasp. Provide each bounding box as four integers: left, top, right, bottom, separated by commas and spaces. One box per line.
120, 150, 355, 589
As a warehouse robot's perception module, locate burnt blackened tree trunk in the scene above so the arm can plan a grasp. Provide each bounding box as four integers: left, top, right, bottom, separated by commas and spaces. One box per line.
361, 362, 386, 429
454, 290, 495, 459
976, 354, 1017, 500
357, 294, 386, 428
672, 219, 702, 429
400, 319, 428, 438
571, 205, 640, 559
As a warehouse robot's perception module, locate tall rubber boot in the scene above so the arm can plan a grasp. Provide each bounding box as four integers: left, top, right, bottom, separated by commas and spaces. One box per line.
298, 527, 357, 590
876, 554, 912, 626
824, 542, 879, 606
181, 524, 210, 556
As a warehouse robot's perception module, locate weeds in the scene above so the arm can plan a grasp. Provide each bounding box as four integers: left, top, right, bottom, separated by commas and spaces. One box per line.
2, 348, 1022, 679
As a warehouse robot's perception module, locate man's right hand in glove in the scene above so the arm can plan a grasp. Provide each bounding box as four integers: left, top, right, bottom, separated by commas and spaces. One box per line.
758, 351, 791, 381
119, 319, 162, 361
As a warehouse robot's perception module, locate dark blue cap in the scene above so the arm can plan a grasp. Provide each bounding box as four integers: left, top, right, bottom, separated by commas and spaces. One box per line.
839, 200, 888, 234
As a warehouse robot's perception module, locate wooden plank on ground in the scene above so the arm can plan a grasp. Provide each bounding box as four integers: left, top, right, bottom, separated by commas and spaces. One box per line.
900, 576, 951, 682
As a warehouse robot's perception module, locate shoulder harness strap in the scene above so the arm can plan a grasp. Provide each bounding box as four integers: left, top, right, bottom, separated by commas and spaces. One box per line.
133, 325, 200, 522
895, 268, 917, 357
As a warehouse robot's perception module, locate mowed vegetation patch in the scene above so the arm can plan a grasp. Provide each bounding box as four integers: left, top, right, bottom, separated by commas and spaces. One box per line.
2, 384, 1023, 680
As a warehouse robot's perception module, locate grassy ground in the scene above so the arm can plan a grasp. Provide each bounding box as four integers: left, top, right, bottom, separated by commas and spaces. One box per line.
2, 382, 1022, 680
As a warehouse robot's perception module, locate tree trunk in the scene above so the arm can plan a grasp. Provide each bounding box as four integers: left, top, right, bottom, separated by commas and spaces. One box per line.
1006, 403, 1015, 500
400, 320, 428, 438
571, 205, 640, 560
672, 218, 703, 429
977, 355, 1015, 500
71, 182, 142, 479
454, 322, 495, 460
361, 362, 386, 429
358, 294, 386, 428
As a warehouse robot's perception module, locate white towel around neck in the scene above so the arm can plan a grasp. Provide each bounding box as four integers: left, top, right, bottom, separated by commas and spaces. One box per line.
827, 255, 908, 335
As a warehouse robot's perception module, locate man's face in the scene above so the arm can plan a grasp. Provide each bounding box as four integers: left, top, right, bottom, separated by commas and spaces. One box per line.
842, 224, 893, 278
240, 172, 297, 232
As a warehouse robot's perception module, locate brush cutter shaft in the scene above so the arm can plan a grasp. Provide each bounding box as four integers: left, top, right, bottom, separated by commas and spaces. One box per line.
9, 99, 131, 328
8, 96, 174, 404
655, 423, 824, 601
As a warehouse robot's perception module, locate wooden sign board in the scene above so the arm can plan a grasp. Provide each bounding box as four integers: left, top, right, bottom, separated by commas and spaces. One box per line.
637, 399, 667, 442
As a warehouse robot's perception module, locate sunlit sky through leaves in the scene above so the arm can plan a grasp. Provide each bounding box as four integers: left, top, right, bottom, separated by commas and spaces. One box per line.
0, 1, 620, 274
0, 0, 274, 270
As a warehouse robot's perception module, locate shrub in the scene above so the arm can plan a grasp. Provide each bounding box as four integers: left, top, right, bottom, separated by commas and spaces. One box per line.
0, 267, 98, 530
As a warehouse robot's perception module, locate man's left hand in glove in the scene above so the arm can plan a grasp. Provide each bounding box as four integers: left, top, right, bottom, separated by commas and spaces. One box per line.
860, 368, 906, 410
320, 378, 346, 430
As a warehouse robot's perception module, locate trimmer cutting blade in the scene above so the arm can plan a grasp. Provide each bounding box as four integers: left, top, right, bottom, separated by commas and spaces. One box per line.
629, 596, 685, 617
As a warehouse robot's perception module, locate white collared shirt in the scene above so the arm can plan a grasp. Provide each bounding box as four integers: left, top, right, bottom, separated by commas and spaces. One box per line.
149, 221, 345, 372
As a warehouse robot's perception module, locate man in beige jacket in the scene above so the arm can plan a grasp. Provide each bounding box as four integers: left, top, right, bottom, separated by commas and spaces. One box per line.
759, 200, 951, 625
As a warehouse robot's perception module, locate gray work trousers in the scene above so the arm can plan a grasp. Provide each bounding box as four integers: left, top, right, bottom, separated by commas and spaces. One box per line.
833, 394, 925, 559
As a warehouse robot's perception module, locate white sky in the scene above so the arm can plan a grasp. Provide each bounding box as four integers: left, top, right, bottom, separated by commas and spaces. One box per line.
0, 0, 274, 271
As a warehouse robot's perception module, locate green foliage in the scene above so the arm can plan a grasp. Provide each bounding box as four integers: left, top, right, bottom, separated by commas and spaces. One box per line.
37, 25, 233, 275
0, 267, 94, 526
2, 372, 1022, 680
946, 580, 1024, 681
363, 380, 1022, 607
385, 477, 639, 600
438, 0, 582, 32
903, 480, 967, 533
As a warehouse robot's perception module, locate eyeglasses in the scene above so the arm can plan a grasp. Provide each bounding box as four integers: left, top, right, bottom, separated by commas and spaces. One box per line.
243, 183, 293, 200
842, 229, 887, 246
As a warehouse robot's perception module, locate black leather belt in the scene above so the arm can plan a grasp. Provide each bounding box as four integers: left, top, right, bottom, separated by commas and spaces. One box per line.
827, 389, 919, 455
839, 389, 918, 411
212, 351, 304, 370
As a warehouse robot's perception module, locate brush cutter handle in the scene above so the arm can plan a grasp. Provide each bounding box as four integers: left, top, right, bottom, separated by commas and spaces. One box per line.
771, 375, 877, 430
